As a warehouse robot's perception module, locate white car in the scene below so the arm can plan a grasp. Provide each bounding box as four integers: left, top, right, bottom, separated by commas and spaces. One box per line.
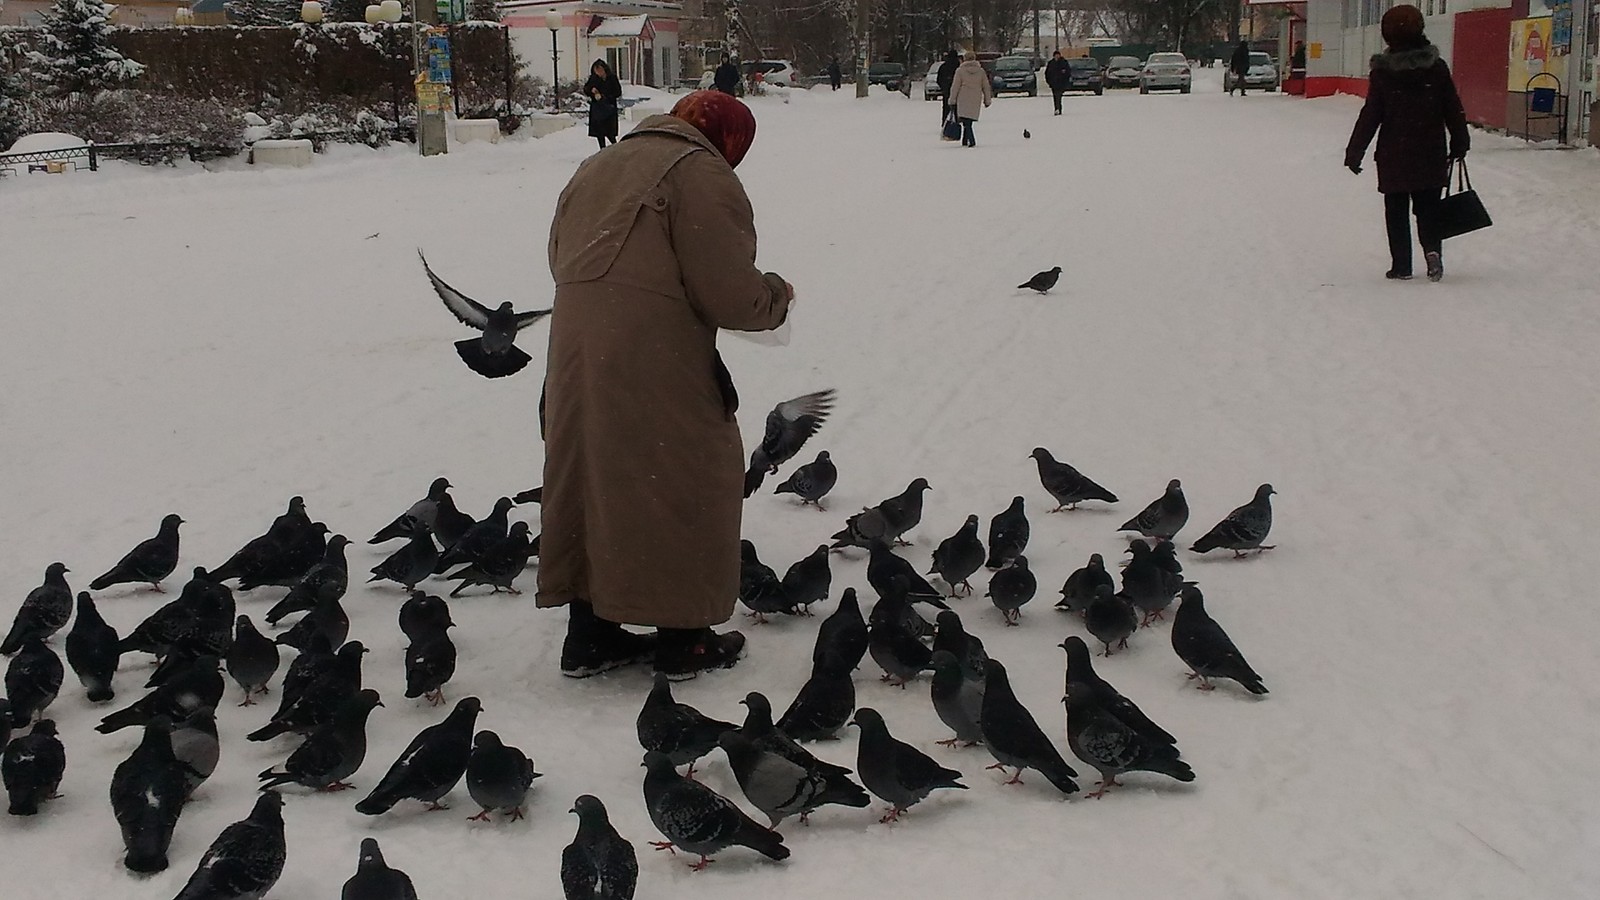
1139, 52, 1192, 94
743, 59, 798, 87
1225, 52, 1280, 92
924, 60, 943, 100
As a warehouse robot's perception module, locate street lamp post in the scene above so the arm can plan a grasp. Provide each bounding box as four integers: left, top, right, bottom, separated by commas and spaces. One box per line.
546, 10, 564, 113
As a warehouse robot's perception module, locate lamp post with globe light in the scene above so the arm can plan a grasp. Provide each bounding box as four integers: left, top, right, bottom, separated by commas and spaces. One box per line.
546, 10, 564, 113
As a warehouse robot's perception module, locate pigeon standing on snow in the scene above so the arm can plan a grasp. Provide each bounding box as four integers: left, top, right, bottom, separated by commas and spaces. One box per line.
635, 673, 736, 772
1084, 585, 1138, 656
774, 450, 837, 509
776, 659, 855, 741
116, 568, 234, 660
3, 719, 65, 816
97, 654, 222, 734
1059, 636, 1175, 744
743, 389, 837, 497
978, 659, 1078, 794
867, 589, 933, 686
357, 696, 483, 814
258, 688, 383, 793
5, 639, 63, 727
850, 707, 966, 822
239, 520, 329, 591
90, 515, 183, 592
866, 543, 947, 609
371, 477, 453, 544
928, 651, 984, 748
447, 521, 534, 596
735, 691, 857, 789
110, 719, 190, 873
275, 593, 350, 653
739, 540, 796, 622
247, 641, 365, 742
65, 592, 120, 703
171, 790, 287, 900
985, 497, 1030, 570
435, 496, 513, 573
1029, 447, 1118, 510
0, 701, 10, 749
1057, 553, 1114, 614
1017, 266, 1061, 293
265, 534, 351, 625
986, 555, 1037, 626
1022, 128, 1031, 139
421, 249, 552, 378
404, 620, 458, 706
1, 563, 72, 656
810, 588, 867, 673
1172, 585, 1268, 694
1119, 479, 1189, 541
780, 545, 832, 613
225, 615, 280, 705
830, 478, 931, 550
399, 591, 454, 644
466, 730, 541, 821
209, 496, 311, 585
512, 486, 542, 506
1060, 636, 1192, 797
369, 526, 440, 591
1190, 484, 1276, 556
929, 515, 985, 596
562, 795, 636, 900
172, 707, 220, 800
717, 731, 868, 826
1119, 541, 1175, 627
343, 838, 420, 900
641, 750, 789, 870
932, 610, 988, 683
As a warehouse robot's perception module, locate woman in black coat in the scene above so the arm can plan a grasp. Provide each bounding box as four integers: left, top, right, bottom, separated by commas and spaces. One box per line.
1345, 4, 1470, 281
937, 50, 960, 124
584, 60, 623, 149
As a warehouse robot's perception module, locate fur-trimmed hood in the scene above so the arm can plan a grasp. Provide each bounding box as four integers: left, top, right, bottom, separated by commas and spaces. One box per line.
1371, 43, 1439, 72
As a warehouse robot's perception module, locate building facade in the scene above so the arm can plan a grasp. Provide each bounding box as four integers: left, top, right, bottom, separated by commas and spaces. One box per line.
1, 0, 190, 26
501, 0, 684, 87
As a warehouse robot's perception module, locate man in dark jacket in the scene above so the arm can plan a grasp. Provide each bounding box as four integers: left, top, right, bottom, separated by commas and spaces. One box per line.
1345, 4, 1469, 282
1044, 50, 1070, 115
937, 50, 960, 122
827, 58, 842, 91
1229, 42, 1251, 95
713, 56, 740, 96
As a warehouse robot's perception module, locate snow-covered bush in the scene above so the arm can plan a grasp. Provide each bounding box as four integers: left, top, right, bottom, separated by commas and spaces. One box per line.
25, 0, 145, 99
0, 66, 30, 151
31, 89, 246, 160
226, 0, 303, 25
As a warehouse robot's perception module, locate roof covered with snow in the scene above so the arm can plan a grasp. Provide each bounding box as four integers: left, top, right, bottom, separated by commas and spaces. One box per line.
589, 13, 648, 36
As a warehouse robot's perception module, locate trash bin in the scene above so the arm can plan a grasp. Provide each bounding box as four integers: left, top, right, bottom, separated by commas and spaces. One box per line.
1530, 86, 1558, 113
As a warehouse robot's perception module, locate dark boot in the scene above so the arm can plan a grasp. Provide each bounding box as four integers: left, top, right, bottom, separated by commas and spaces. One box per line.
560, 600, 656, 678
653, 627, 745, 681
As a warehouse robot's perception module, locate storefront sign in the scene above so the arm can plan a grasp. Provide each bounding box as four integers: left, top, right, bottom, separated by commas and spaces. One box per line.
1509, 17, 1556, 88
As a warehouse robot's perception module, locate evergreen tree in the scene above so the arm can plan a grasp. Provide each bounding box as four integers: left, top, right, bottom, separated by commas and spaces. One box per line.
25, 0, 145, 99
0, 67, 28, 151
225, 0, 303, 25
468, 0, 501, 21
326, 0, 370, 22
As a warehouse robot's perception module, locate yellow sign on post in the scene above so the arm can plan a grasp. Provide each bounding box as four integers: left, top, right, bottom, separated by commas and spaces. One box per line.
415, 73, 449, 114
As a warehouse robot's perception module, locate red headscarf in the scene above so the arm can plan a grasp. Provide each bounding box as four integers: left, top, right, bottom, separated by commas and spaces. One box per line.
669, 90, 757, 169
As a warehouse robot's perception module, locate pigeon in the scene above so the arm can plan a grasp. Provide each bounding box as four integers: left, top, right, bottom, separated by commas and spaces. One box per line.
978, 659, 1078, 793
1119, 541, 1175, 626
776, 660, 855, 742
1119, 479, 1189, 541
172, 707, 220, 800
258, 689, 383, 793
369, 526, 440, 591
985, 497, 1030, 570
97, 653, 223, 733
90, 514, 183, 592
447, 521, 534, 596
1151, 539, 1184, 580
248, 641, 366, 741
209, 496, 312, 585
1, 562, 72, 656
641, 750, 789, 869
1171, 585, 1268, 694
870, 574, 935, 640
226, 615, 280, 705
867, 589, 933, 686
0, 700, 10, 749
635, 673, 736, 772
1084, 585, 1138, 656
399, 591, 454, 644
718, 731, 868, 826
1029, 447, 1118, 510
562, 795, 637, 900
743, 389, 837, 497
1017, 266, 1061, 293
929, 651, 985, 748
117, 568, 234, 660
421, 249, 552, 378
264, 534, 351, 624
5, 639, 63, 727
512, 485, 543, 506
810, 587, 867, 673
110, 718, 190, 873
986, 556, 1037, 626
274, 593, 350, 653
275, 633, 336, 710
432, 493, 477, 550
466, 729, 541, 821
1022, 128, 1031, 139
735, 692, 854, 781
357, 696, 483, 814
739, 540, 797, 622
780, 545, 832, 613
850, 707, 966, 822
1058, 553, 1114, 614
371, 477, 452, 544
1190, 483, 1276, 556
404, 623, 458, 706
1059, 636, 1175, 744
343, 838, 420, 900
866, 542, 948, 609
1060, 636, 1190, 797
171, 790, 287, 900
773, 450, 837, 509
239, 520, 329, 591
65, 592, 120, 703
435, 496, 514, 574
929, 515, 985, 596
932, 610, 988, 683
830, 478, 931, 550
2, 719, 64, 816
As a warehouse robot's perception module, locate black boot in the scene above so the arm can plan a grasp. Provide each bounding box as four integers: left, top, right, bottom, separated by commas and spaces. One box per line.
560, 600, 656, 678
653, 627, 745, 681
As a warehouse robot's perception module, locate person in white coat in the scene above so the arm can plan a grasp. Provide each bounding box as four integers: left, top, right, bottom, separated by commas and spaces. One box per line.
946, 52, 993, 147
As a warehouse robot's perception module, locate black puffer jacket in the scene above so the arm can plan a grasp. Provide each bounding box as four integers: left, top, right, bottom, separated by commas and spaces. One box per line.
1345, 44, 1470, 194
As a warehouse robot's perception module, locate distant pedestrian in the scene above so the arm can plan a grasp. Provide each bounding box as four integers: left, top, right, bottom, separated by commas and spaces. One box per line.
947, 51, 992, 147
1344, 4, 1469, 282
1044, 50, 1070, 115
713, 55, 740, 96
1291, 40, 1307, 71
584, 59, 622, 149
937, 49, 960, 124
828, 58, 842, 91
1228, 41, 1250, 95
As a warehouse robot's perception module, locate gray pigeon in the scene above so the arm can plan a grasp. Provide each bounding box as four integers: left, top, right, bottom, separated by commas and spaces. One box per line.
867, 589, 933, 686
65, 591, 120, 703
247, 641, 365, 742
5, 639, 63, 727
172, 790, 287, 900
1, 563, 72, 656
1190, 484, 1276, 556
1059, 636, 1175, 744
735, 692, 854, 784
1119, 541, 1174, 627
1057, 553, 1114, 614
985, 555, 1037, 626
739, 540, 797, 622
274, 592, 350, 653
258, 688, 384, 792
810, 588, 867, 673
1171, 585, 1268, 694
371, 477, 452, 544
635, 673, 736, 773
850, 707, 966, 822
1028, 448, 1119, 510
3, 719, 64, 816
562, 795, 637, 900
422, 249, 552, 378
97, 653, 222, 734
467, 729, 541, 821
866, 543, 948, 609
1066, 676, 1194, 797
929, 515, 985, 596
110, 718, 189, 873
399, 591, 454, 644
641, 750, 789, 869
977, 659, 1079, 794
1119, 479, 1189, 540
435, 496, 513, 574
932, 610, 988, 683
1017, 266, 1061, 293
780, 545, 832, 613
744, 390, 837, 497
447, 521, 534, 596
830, 478, 931, 550
369, 525, 440, 590
1084, 585, 1138, 656
404, 623, 457, 706
225, 615, 280, 705
357, 696, 483, 814
172, 707, 220, 800
776, 660, 855, 742
774, 450, 837, 509
343, 838, 420, 900
985, 497, 1030, 570
90, 514, 183, 592
717, 731, 868, 826
265, 534, 351, 624
928, 651, 984, 747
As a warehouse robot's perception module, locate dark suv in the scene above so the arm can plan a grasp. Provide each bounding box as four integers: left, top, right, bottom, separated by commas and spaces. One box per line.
989, 55, 1037, 97
1063, 57, 1103, 94
867, 62, 906, 91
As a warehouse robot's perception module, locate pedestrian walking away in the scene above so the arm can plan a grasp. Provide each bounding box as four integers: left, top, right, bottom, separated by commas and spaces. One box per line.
1344, 4, 1469, 282
937, 50, 960, 125
584, 59, 623, 149
828, 58, 842, 91
1229, 42, 1251, 95
1045, 50, 1069, 116
713, 55, 740, 96
947, 51, 993, 147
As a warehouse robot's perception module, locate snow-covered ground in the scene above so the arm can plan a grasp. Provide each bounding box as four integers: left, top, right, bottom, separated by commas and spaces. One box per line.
3, 69, 1599, 898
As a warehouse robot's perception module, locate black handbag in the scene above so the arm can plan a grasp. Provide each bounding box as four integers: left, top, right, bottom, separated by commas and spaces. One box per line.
1430, 159, 1492, 240
942, 109, 961, 141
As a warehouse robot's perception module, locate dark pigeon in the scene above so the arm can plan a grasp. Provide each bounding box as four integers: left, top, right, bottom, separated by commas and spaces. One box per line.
247, 641, 366, 742
562, 795, 637, 900
172, 707, 220, 800
466, 729, 541, 821
343, 838, 420, 900
447, 521, 534, 596
371, 477, 453, 544
369, 526, 440, 591
5, 639, 63, 727
1060, 636, 1191, 797
171, 790, 287, 900
265, 534, 351, 625
2, 719, 64, 816
776, 660, 855, 742
274, 593, 350, 653
978, 658, 1078, 794
744, 389, 837, 497
512, 485, 542, 506
1017, 266, 1061, 293
65, 591, 120, 703
870, 575, 935, 641
258, 688, 383, 792
810, 588, 867, 673
0, 700, 11, 749
850, 707, 966, 822
735, 692, 854, 784
1022, 128, 1031, 139
773, 450, 837, 509
866, 543, 948, 609
399, 591, 454, 644
110, 719, 189, 873
97, 653, 222, 733
635, 673, 736, 772
718, 731, 868, 826
1084, 585, 1138, 656
421, 249, 551, 379
1059, 636, 1175, 744
1171, 585, 1268, 694
1, 562, 72, 656
1190, 483, 1276, 556
986, 556, 1037, 626
929, 651, 984, 748
1119, 479, 1189, 541
435, 496, 513, 574
356, 696, 483, 814
1028, 447, 1118, 511
239, 520, 329, 591
867, 588, 932, 687
225, 615, 280, 705
929, 515, 985, 597
117, 568, 235, 660
90, 514, 183, 592
641, 750, 789, 870
780, 545, 832, 613
830, 478, 931, 550
432, 493, 476, 551
985, 497, 1030, 570
739, 540, 797, 622
932, 610, 988, 683
1119, 541, 1175, 627
209, 496, 311, 585
1058, 553, 1114, 614
276, 633, 336, 711
404, 623, 458, 706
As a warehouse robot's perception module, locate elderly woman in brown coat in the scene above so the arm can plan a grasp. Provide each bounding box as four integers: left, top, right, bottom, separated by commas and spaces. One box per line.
540, 90, 793, 680
947, 51, 993, 147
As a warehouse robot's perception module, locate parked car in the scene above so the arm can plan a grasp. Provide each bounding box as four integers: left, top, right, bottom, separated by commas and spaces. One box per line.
1139, 52, 1191, 94
1103, 55, 1143, 88
868, 62, 906, 91
1063, 57, 1104, 94
743, 59, 798, 87
923, 60, 944, 100
989, 55, 1038, 97
1224, 52, 1280, 92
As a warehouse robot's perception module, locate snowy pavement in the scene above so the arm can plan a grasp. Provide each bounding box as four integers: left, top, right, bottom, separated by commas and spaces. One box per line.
2, 69, 1599, 898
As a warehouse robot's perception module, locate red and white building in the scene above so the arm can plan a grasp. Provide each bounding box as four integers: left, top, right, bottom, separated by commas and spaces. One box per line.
502, 0, 684, 88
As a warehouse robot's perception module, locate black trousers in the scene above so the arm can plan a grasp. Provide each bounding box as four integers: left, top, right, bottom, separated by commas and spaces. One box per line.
959, 117, 975, 146
1384, 189, 1443, 274
1052, 88, 1064, 113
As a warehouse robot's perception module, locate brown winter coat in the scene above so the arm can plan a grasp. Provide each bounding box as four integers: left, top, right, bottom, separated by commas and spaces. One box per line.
1345, 44, 1470, 194
538, 115, 790, 628
948, 59, 993, 120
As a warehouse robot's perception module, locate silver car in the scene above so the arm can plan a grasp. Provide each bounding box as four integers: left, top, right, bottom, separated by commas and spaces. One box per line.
1139, 52, 1192, 94
1225, 52, 1280, 92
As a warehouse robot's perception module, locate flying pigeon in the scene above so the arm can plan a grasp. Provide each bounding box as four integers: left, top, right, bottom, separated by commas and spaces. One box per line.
1119, 479, 1189, 541
810, 587, 867, 674
1060, 636, 1190, 797
225, 615, 280, 705
743, 390, 837, 497
5, 639, 63, 727
830, 478, 931, 550
171, 790, 287, 900
1017, 266, 1061, 293
265, 534, 351, 624
435, 497, 513, 574
342, 838, 420, 900
850, 707, 966, 822
635, 673, 736, 772
1189, 483, 1276, 556
739, 540, 797, 622
467, 729, 541, 821
1084, 585, 1138, 656
399, 591, 455, 644
776, 660, 855, 742
447, 521, 534, 596
404, 622, 458, 706
65, 592, 120, 703
1, 562, 72, 656
2, 719, 64, 816
986, 555, 1037, 626
929, 515, 985, 596
717, 731, 868, 827
867, 588, 933, 686
978, 658, 1078, 793
1119, 541, 1175, 627
369, 526, 440, 591
929, 650, 984, 747
562, 795, 637, 900
985, 496, 1030, 570
371, 477, 452, 544
258, 689, 383, 793
780, 544, 832, 613
1057, 553, 1114, 614
1029, 447, 1118, 510
90, 514, 183, 592
641, 750, 789, 870
1171, 585, 1268, 694
275, 593, 350, 653
110, 719, 189, 873
421, 249, 552, 378
97, 653, 222, 734
172, 707, 220, 801
931, 610, 988, 684
774, 450, 837, 509
357, 696, 483, 814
